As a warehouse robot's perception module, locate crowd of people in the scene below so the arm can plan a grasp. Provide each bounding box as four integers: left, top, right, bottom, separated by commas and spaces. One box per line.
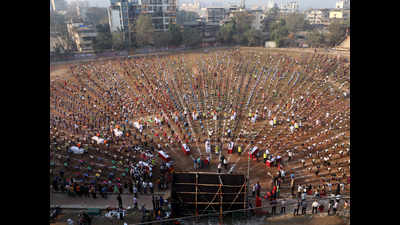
50, 48, 350, 220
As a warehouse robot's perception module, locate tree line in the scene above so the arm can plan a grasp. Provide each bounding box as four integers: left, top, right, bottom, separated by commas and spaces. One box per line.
91, 8, 349, 52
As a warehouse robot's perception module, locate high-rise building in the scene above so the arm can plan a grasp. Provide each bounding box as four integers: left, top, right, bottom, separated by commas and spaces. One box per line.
305, 9, 330, 26
336, 0, 350, 10
279, 0, 299, 15
67, 19, 98, 52
51, 0, 68, 12
141, 0, 177, 32
206, 7, 225, 24
108, 0, 177, 35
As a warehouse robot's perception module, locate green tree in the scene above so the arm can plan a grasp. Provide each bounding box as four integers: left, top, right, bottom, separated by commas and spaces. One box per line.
135, 14, 155, 47
232, 12, 255, 45
284, 13, 308, 33
176, 10, 200, 25
112, 31, 126, 50
168, 23, 183, 47
182, 27, 202, 47
244, 28, 263, 46
327, 21, 347, 46
306, 30, 326, 47
262, 5, 280, 32
217, 22, 235, 44
270, 19, 289, 46
93, 32, 113, 52
93, 24, 112, 52
153, 31, 172, 48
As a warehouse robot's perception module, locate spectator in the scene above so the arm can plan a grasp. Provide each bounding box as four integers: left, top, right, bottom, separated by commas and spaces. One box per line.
312, 200, 319, 214
301, 200, 307, 215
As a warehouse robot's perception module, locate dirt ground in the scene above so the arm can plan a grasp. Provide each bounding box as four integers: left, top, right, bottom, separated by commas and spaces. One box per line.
49, 47, 350, 191
264, 214, 348, 225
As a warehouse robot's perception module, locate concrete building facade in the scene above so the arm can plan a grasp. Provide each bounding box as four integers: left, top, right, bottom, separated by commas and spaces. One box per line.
206, 8, 226, 24
329, 9, 350, 20
306, 9, 330, 26
108, 0, 176, 34
67, 20, 98, 52
336, 0, 350, 10
249, 10, 265, 31
141, 0, 177, 31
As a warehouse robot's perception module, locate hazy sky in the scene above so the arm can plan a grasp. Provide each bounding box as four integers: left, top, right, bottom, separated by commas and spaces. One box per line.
66, 0, 339, 10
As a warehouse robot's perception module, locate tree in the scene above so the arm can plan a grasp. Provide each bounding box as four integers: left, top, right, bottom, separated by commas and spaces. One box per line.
306, 30, 326, 47
176, 10, 200, 25
168, 24, 183, 47
93, 32, 113, 52
232, 12, 255, 45
244, 28, 263, 46
270, 19, 289, 46
112, 32, 126, 50
262, 5, 280, 32
135, 14, 155, 47
217, 22, 235, 44
327, 21, 347, 46
284, 13, 308, 33
153, 32, 172, 48
182, 27, 202, 47
86, 7, 108, 25
93, 24, 113, 52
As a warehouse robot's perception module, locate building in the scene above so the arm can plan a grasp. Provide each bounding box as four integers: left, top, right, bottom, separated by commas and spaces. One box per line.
335, 0, 350, 10
74, 0, 90, 21
329, 9, 350, 20
108, 0, 130, 33
51, 0, 68, 12
108, 0, 177, 34
279, 0, 299, 16
206, 8, 226, 24
67, 19, 98, 52
141, 0, 177, 32
180, 1, 201, 13
182, 21, 219, 47
305, 9, 330, 26
248, 10, 265, 31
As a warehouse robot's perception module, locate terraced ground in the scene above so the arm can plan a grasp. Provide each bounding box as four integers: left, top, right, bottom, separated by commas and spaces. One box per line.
50, 47, 350, 203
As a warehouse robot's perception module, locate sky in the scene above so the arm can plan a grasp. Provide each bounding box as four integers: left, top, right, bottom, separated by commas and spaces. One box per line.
65, 0, 339, 10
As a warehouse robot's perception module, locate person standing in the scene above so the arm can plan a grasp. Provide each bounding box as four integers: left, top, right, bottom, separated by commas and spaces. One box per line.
312, 200, 319, 214
149, 181, 154, 194
301, 200, 307, 215
280, 199, 286, 214
294, 199, 300, 216
297, 184, 302, 198
193, 158, 197, 170
117, 194, 123, 209
290, 179, 295, 196
328, 199, 334, 215
333, 200, 339, 215
133, 185, 138, 198
256, 182, 261, 197
271, 198, 277, 215
223, 158, 228, 170
90, 185, 96, 199
133, 196, 138, 210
